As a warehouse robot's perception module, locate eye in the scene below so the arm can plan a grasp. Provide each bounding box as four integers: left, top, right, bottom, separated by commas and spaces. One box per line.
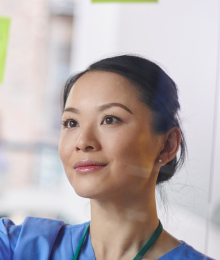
62, 119, 79, 128
102, 115, 121, 125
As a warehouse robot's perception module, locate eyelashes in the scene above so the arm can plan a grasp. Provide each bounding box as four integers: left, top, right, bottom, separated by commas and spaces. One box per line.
61, 114, 122, 129
102, 113, 122, 125
61, 118, 78, 128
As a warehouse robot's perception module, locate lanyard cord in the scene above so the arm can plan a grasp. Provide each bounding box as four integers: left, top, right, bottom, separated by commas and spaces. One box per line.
72, 220, 163, 260
133, 220, 163, 260
72, 224, 90, 260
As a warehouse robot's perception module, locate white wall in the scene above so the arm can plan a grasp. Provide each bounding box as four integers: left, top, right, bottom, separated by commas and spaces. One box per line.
70, 0, 220, 258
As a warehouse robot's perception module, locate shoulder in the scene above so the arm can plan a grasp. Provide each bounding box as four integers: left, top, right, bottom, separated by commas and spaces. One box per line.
160, 241, 215, 260
0, 216, 89, 260
180, 241, 215, 260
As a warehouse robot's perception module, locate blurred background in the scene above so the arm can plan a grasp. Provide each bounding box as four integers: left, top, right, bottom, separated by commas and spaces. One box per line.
0, 0, 220, 258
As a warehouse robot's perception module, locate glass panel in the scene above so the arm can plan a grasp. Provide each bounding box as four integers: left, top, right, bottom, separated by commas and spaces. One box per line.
0, 0, 219, 259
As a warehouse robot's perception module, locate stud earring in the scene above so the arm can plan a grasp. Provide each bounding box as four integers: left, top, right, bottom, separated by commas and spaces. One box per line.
159, 159, 162, 163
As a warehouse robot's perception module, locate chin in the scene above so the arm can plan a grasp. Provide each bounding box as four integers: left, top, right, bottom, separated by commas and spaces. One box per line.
71, 182, 102, 199
73, 182, 116, 201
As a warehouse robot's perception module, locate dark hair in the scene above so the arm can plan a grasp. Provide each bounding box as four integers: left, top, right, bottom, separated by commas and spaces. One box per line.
62, 55, 186, 185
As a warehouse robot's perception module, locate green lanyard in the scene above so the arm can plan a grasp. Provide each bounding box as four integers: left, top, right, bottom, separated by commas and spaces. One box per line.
72, 220, 163, 260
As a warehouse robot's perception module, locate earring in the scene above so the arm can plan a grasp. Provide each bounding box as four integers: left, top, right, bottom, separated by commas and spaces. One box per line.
159, 159, 162, 163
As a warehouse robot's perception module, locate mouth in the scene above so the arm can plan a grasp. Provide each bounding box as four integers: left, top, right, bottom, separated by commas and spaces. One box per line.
73, 160, 107, 173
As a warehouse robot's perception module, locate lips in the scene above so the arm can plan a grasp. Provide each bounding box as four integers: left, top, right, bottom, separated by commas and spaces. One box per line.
74, 160, 107, 169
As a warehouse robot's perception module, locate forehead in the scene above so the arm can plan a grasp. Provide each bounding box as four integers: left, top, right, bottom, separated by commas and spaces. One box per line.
65, 71, 139, 108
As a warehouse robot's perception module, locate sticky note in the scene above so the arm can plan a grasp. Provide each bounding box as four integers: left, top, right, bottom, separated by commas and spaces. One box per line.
92, 0, 157, 2
0, 17, 10, 84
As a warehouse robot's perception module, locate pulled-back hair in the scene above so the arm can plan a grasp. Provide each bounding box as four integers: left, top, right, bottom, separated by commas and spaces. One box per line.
62, 55, 186, 185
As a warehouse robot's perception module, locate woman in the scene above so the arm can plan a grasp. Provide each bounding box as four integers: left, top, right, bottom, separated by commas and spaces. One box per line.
0, 55, 214, 260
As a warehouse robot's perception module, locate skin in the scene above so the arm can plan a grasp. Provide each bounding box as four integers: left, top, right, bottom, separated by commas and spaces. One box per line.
59, 71, 182, 260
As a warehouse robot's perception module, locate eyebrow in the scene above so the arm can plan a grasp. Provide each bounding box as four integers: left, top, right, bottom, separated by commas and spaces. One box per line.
63, 103, 133, 114
64, 107, 80, 114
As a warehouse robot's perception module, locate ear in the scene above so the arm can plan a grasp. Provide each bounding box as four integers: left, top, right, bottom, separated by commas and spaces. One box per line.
157, 127, 182, 166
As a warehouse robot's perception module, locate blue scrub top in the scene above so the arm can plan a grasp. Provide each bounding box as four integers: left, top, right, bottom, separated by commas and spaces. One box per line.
0, 217, 215, 260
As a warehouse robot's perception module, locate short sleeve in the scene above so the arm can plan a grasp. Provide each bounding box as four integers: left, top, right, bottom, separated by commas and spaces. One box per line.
0, 218, 22, 260
0, 217, 64, 260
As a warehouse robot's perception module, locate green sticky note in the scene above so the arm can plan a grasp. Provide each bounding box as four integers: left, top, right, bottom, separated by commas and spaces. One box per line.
0, 17, 10, 84
92, 0, 157, 2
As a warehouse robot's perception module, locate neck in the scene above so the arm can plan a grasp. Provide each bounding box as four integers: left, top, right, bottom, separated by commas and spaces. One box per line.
90, 190, 159, 260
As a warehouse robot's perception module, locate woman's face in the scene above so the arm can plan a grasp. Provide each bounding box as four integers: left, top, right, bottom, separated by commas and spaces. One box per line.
59, 71, 163, 201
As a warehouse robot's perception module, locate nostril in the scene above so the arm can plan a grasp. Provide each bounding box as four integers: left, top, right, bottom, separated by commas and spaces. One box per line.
76, 145, 94, 151
86, 146, 94, 150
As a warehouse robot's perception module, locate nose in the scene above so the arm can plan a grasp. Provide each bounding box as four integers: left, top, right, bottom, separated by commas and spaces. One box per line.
75, 124, 101, 152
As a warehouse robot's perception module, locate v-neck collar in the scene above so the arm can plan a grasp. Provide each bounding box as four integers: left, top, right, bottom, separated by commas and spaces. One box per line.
78, 227, 184, 260
78, 226, 95, 260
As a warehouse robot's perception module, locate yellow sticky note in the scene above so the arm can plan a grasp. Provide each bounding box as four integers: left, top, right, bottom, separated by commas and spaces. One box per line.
0, 17, 10, 84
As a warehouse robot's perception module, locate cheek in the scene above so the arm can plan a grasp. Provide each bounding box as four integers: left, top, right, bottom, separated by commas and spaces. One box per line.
59, 135, 77, 187
105, 129, 155, 172
59, 134, 74, 166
